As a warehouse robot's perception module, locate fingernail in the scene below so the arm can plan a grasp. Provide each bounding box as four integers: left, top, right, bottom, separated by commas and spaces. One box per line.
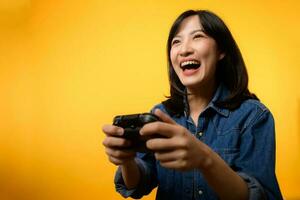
117, 128, 124, 135
139, 129, 144, 135
155, 109, 161, 114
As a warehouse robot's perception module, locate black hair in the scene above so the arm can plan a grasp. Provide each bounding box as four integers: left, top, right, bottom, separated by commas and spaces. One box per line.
162, 10, 258, 116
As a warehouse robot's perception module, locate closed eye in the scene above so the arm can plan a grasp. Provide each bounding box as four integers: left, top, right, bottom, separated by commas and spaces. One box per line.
171, 39, 180, 46
194, 34, 205, 39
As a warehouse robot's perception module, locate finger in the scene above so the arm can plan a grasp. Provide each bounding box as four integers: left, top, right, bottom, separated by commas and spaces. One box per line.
154, 109, 176, 125
159, 160, 189, 171
108, 156, 132, 166
102, 124, 124, 136
146, 137, 182, 151
154, 149, 187, 162
102, 136, 131, 148
105, 147, 136, 159
140, 121, 184, 138
140, 121, 174, 138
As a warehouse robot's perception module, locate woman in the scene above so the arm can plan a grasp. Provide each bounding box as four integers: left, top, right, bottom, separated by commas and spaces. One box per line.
102, 10, 283, 199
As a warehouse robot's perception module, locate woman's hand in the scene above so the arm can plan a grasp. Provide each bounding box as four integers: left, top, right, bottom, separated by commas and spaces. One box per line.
140, 109, 212, 171
102, 124, 141, 189
102, 125, 136, 166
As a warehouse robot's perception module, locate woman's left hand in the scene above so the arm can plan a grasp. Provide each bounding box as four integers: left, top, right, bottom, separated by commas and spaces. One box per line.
140, 109, 212, 171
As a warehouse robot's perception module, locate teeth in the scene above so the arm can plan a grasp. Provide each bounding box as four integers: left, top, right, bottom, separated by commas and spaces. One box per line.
181, 60, 200, 67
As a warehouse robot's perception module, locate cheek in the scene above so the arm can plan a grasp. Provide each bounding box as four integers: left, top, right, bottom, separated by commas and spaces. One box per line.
170, 49, 178, 65
198, 44, 214, 58
200, 47, 220, 66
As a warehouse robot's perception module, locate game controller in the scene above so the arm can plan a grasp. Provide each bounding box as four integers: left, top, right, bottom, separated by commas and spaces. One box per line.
113, 113, 161, 152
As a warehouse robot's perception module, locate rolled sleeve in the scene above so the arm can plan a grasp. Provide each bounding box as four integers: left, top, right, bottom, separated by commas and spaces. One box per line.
235, 109, 283, 199
114, 166, 137, 198
114, 154, 157, 199
237, 172, 267, 200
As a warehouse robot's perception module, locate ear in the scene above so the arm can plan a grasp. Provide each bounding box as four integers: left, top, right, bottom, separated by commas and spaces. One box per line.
218, 52, 225, 60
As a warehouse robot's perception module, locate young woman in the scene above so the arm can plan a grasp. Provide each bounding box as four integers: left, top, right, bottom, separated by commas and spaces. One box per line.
102, 10, 283, 200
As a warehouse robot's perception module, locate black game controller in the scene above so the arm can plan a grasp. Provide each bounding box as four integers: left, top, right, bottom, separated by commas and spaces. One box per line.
113, 113, 161, 152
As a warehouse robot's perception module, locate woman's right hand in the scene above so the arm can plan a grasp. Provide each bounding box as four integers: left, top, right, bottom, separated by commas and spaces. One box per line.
102, 124, 136, 166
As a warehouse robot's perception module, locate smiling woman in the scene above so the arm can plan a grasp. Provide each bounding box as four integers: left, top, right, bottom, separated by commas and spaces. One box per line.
102, 10, 283, 200
170, 15, 222, 91
1, 0, 299, 199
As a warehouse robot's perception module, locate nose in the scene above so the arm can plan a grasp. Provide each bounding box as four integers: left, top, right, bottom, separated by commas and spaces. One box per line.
178, 39, 194, 57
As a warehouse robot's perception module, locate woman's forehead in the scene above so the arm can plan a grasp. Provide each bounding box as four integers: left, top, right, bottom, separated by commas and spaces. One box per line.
175, 15, 203, 37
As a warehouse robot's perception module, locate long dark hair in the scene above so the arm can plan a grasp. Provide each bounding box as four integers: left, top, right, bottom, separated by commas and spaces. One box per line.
162, 10, 258, 116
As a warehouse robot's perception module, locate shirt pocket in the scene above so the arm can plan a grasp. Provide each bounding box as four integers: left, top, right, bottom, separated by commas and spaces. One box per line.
213, 148, 239, 166
212, 128, 241, 166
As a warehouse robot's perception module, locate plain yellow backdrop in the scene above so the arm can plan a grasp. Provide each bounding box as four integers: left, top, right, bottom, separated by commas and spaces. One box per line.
0, 0, 299, 199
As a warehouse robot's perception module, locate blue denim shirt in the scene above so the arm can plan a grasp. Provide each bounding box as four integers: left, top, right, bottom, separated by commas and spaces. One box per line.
114, 84, 283, 200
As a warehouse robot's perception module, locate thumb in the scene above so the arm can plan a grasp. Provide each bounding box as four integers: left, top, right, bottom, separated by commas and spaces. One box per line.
154, 109, 176, 125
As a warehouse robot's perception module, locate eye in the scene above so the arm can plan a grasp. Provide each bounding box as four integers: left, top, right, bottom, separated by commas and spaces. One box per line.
194, 34, 204, 39
171, 39, 180, 46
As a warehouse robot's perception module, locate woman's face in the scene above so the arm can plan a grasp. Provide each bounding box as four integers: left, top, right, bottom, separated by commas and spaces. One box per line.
170, 15, 224, 91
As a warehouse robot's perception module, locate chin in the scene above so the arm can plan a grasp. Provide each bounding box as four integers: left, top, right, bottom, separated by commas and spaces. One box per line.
182, 82, 202, 89
181, 78, 203, 87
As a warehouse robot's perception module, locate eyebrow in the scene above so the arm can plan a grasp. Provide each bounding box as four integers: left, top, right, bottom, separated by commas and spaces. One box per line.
173, 29, 205, 39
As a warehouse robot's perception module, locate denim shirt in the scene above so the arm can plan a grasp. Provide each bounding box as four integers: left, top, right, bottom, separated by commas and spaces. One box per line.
114, 84, 283, 200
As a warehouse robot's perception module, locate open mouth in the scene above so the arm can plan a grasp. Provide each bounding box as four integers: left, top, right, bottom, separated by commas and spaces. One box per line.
180, 60, 201, 71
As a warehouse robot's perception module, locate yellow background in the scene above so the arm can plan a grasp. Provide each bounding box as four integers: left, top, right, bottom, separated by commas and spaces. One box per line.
0, 0, 299, 199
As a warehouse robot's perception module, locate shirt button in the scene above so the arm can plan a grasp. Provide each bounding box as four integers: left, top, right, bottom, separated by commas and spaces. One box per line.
198, 190, 203, 195
197, 132, 203, 137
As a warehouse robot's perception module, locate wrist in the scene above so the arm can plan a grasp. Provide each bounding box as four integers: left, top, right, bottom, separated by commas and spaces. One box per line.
121, 159, 140, 189
121, 158, 136, 169
198, 146, 214, 171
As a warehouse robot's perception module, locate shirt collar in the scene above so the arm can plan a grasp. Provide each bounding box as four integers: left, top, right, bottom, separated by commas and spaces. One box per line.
183, 83, 230, 118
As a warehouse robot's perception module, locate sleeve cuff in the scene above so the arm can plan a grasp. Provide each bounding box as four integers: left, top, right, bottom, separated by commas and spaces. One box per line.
237, 172, 267, 200
114, 158, 149, 198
